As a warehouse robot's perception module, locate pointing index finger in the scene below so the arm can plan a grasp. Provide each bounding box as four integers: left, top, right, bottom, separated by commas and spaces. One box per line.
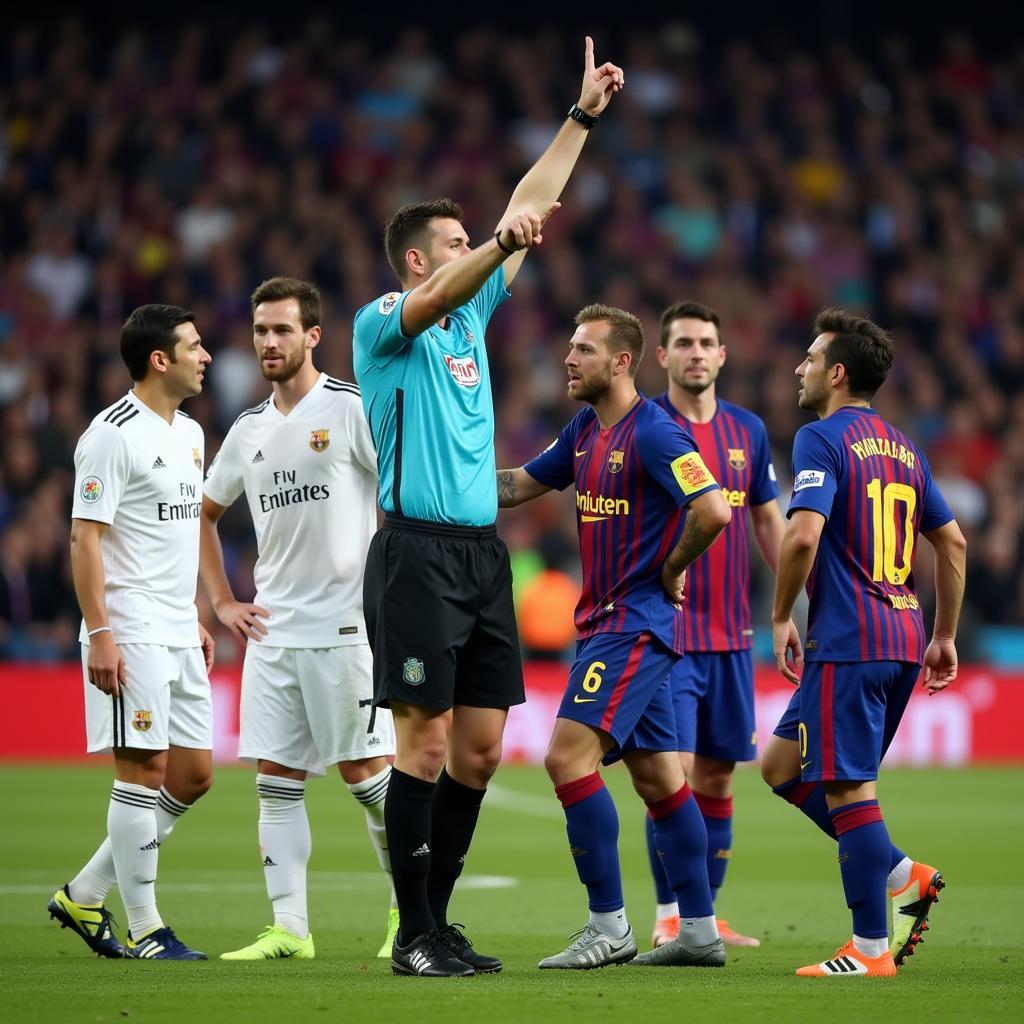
585, 35, 595, 74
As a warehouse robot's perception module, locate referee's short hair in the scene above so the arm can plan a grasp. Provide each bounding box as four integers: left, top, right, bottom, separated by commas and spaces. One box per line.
575, 304, 645, 377
120, 304, 196, 382
250, 277, 322, 330
384, 198, 464, 280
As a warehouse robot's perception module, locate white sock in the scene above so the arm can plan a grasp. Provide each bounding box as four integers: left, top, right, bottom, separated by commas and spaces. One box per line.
156, 786, 192, 842
107, 781, 163, 938
68, 842, 116, 906
853, 934, 889, 958
655, 901, 679, 921
589, 908, 629, 940
680, 915, 719, 946
346, 765, 393, 907
887, 856, 912, 893
69, 786, 195, 905
257, 773, 310, 939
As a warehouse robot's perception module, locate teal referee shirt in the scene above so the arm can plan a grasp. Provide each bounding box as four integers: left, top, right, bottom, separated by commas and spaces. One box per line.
353, 268, 509, 526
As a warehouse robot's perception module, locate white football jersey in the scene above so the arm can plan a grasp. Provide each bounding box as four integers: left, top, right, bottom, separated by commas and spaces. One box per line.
203, 373, 378, 648
72, 391, 204, 647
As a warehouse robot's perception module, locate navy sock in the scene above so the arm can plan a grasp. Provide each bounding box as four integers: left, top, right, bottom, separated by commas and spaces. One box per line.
694, 792, 732, 903
645, 814, 675, 905
773, 775, 907, 875
554, 773, 623, 913
648, 784, 714, 920
772, 775, 837, 839
830, 800, 890, 940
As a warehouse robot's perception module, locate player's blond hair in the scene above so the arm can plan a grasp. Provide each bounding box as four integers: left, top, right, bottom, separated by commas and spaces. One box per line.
575, 304, 645, 377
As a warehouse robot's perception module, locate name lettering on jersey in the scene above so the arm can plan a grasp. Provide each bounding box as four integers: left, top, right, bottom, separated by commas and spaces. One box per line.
258, 470, 331, 513
670, 452, 715, 495
728, 448, 747, 471
576, 491, 630, 522
794, 469, 826, 491
158, 482, 201, 521
849, 437, 916, 469
888, 593, 921, 611
722, 488, 748, 507
443, 354, 481, 387
607, 449, 624, 474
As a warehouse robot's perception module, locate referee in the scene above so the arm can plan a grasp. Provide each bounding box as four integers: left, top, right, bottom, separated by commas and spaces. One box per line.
354, 37, 624, 978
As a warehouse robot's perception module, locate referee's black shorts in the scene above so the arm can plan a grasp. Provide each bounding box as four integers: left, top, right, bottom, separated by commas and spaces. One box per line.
363, 513, 526, 711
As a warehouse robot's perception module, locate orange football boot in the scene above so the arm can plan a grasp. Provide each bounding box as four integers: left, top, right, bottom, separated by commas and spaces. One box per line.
796, 939, 897, 978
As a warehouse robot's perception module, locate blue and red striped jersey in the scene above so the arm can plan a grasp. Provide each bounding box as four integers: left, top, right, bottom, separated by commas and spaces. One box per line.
524, 398, 719, 655
653, 394, 779, 651
787, 406, 954, 664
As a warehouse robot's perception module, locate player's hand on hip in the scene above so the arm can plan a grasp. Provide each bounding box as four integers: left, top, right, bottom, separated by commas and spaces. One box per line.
922, 636, 958, 694
199, 623, 216, 673
87, 632, 127, 698
577, 35, 624, 117
215, 599, 270, 643
773, 618, 803, 686
661, 562, 686, 608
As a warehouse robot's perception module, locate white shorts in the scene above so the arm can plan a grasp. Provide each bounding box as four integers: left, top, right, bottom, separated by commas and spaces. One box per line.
83, 644, 212, 753
239, 644, 396, 776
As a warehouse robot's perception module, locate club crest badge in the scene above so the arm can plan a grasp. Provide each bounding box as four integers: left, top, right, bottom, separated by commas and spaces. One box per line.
192, 448, 202, 471
402, 658, 425, 685
728, 448, 747, 471
310, 429, 330, 453
607, 449, 624, 474
378, 292, 400, 315
132, 710, 153, 732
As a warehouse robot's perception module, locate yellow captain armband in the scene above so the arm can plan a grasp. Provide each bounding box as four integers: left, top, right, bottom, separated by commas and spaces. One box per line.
670, 452, 716, 495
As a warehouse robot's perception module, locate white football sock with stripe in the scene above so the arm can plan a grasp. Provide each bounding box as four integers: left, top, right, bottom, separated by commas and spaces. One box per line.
887, 856, 912, 892
258, 774, 311, 939
346, 765, 395, 907
108, 781, 163, 938
69, 786, 194, 905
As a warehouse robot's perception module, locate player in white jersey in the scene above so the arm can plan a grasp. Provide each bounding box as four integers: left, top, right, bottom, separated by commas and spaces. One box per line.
200, 277, 397, 961
48, 304, 215, 961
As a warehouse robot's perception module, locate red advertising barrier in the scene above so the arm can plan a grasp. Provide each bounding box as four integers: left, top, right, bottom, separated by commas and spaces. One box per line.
2, 661, 1023, 764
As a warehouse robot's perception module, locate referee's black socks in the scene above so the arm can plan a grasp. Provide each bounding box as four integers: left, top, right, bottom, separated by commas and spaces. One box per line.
385, 768, 436, 944
428, 769, 486, 928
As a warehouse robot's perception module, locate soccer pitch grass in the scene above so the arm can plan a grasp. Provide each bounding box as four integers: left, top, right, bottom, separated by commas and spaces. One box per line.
3, 764, 1022, 1023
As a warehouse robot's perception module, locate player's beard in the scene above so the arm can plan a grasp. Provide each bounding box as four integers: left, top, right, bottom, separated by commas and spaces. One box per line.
260, 346, 305, 383
798, 376, 828, 412
569, 367, 613, 404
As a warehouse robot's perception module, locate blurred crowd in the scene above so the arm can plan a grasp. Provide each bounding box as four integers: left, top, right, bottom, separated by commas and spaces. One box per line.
1, 18, 1022, 660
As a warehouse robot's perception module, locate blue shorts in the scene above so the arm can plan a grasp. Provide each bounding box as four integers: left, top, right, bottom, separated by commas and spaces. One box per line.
671, 649, 756, 762
558, 631, 677, 763
772, 660, 920, 782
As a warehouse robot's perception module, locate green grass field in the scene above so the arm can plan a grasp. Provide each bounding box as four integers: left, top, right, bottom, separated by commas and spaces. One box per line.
2, 763, 1022, 1023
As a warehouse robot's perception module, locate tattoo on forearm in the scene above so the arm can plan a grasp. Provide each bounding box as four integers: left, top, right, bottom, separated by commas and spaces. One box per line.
497, 471, 517, 507
672, 513, 717, 570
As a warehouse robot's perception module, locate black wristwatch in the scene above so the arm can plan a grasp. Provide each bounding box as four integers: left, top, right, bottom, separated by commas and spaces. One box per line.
567, 104, 598, 130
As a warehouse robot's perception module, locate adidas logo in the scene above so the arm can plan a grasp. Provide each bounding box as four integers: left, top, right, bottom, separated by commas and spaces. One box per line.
139, 838, 160, 851
252, 450, 265, 464
152, 457, 166, 469
411, 843, 430, 857
263, 855, 277, 867
410, 950, 432, 972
